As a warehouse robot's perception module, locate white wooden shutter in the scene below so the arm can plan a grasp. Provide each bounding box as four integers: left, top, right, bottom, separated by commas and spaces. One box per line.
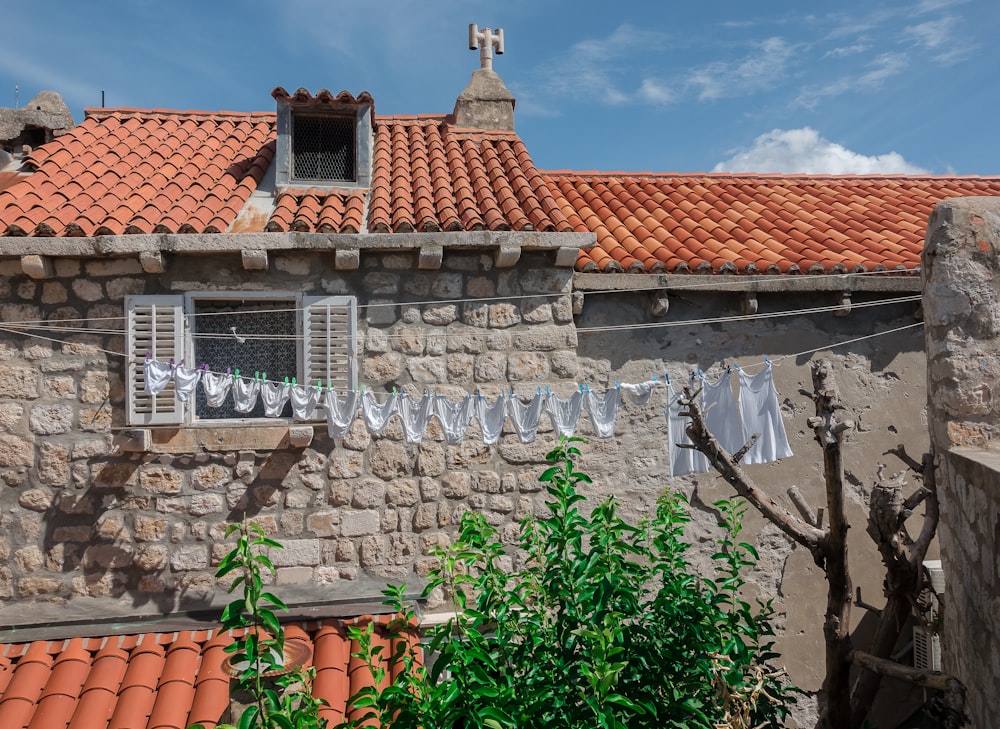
302, 296, 356, 392
126, 295, 185, 425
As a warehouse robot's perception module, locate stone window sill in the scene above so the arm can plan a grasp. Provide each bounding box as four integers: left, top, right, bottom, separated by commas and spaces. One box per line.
116, 424, 315, 453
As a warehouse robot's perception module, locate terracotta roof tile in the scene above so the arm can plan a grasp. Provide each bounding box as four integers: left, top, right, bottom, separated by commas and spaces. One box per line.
0, 617, 414, 729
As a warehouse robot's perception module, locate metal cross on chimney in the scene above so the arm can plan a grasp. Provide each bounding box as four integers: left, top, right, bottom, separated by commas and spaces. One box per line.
468, 24, 504, 71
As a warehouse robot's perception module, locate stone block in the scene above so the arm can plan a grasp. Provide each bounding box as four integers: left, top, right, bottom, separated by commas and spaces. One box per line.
507, 352, 550, 381
141, 466, 183, 494
18, 488, 53, 512
341, 510, 381, 537
393, 328, 426, 355
461, 302, 489, 328
363, 352, 404, 383
134, 544, 169, 571
170, 545, 209, 571
352, 478, 386, 509
423, 303, 458, 326
135, 515, 169, 541
370, 441, 412, 480
0, 434, 34, 467
328, 449, 364, 479
72, 279, 103, 301
413, 503, 438, 531
190, 493, 225, 516
407, 356, 447, 384
474, 352, 507, 382
277, 567, 314, 585
307, 511, 339, 537
191, 464, 230, 491
359, 536, 388, 567
0, 367, 40, 399
386, 479, 421, 506
488, 303, 521, 328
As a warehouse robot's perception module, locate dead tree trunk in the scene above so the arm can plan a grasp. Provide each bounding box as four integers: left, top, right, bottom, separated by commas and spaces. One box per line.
808, 359, 854, 729
682, 359, 964, 728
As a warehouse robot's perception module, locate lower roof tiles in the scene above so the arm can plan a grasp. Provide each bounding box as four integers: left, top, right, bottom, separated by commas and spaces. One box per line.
0, 615, 412, 729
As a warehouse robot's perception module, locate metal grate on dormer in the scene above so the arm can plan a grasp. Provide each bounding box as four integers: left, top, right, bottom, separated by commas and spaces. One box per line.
292, 114, 356, 182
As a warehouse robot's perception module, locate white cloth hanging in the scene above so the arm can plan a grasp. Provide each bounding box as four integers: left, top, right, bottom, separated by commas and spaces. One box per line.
507, 392, 544, 443
620, 379, 658, 406
701, 370, 745, 455
434, 393, 475, 445
290, 385, 321, 421
398, 392, 432, 444
738, 362, 794, 464
361, 391, 398, 436
666, 381, 710, 477
143, 359, 173, 395
545, 390, 583, 438
201, 370, 232, 408
323, 389, 359, 439
475, 393, 506, 445
260, 380, 291, 417
173, 365, 203, 403
584, 387, 620, 439
232, 376, 261, 414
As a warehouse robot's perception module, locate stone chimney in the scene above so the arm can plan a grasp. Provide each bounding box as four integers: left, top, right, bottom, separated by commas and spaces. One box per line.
452, 24, 515, 131
0, 91, 75, 158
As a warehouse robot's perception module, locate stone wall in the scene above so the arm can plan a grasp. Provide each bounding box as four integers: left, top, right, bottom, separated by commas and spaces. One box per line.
0, 244, 933, 727
923, 196, 1000, 727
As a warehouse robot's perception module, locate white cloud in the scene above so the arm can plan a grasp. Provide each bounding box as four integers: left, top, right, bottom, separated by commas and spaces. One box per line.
795, 52, 908, 107
525, 24, 674, 107
686, 37, 794, 101
712, 127, 929, 174
903, 17, 955, 49
824, 40, 871, 58
636, 78, 675, 105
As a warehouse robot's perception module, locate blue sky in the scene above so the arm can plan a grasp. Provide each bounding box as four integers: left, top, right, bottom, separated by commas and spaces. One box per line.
1, 0, 996, 175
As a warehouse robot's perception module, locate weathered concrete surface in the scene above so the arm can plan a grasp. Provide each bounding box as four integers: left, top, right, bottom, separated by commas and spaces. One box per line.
452, 68, 515, 131
924, 196, 1000, 727
0, 91, 75, 152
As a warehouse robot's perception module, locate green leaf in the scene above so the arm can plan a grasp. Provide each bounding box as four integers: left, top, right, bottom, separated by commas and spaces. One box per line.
236, 705, 260, 729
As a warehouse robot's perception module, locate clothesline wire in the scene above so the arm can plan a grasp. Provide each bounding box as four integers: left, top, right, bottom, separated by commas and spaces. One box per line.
3, 267, 921, 327
0, 313, 924, 394
1, 294, 922, 344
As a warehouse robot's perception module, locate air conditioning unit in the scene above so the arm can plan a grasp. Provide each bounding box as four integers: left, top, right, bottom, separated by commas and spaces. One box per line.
912, 560, 945, 671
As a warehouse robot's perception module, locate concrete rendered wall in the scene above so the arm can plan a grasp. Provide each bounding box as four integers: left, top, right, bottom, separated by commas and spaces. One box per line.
924, 196, 1000, 728
0, 246, 929, 727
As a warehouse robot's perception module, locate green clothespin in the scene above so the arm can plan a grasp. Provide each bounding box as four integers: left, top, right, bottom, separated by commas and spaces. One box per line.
233, 368, 240, 381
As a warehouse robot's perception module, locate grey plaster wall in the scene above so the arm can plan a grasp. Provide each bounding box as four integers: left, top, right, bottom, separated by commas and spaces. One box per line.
924, 196, 1000, 728
0, 246, 932, 727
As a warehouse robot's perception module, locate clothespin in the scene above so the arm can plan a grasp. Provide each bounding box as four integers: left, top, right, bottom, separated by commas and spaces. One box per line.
226, 367, 231, 376
664, 373, 670, 385
545, 385, 551, 397
201, 363, 209, 372
169, 357, 175, 367
316, 380, 323, 391
145, 352, 151, 362
614, 379, 619, 389
476, 388, 482, 399
578, 383, 584, 394
536, 386, 541, 397
283, 377, 289, 385
361, 384, 366, 395
764, 355, 772, 365
177, 359, 184, 368
291, 377, 296, 386
652, 375, 658, 382
261, 372, 267, 382
392, 386, 397, 396
233, 368, 240, 380
586, 383, 591, 393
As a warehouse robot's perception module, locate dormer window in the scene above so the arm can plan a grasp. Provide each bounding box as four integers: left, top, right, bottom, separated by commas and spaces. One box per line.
272, 87, 373, 189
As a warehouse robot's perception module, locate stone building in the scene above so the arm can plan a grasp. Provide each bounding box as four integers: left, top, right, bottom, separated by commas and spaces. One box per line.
0, 50, 997, 727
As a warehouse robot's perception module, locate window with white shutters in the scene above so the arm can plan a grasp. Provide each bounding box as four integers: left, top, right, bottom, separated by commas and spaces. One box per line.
124, 293, 357, 426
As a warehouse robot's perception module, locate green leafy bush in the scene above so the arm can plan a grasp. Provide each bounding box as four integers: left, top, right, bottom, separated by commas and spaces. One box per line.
340, 438, 796, 729
191, 519, 327, 729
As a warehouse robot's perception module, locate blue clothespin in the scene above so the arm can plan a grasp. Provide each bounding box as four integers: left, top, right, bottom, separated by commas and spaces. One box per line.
545, 385, 551, 397
614, 380, 619, 389
764, 355, 772, 364
578, 383, 584, 394
664, 373, 670, 385
652, 375, 658, 382
536, 386, 541, 396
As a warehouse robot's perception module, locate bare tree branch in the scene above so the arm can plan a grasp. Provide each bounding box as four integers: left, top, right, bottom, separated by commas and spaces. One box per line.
681, 388, 825, 561
852, 651, 967, 729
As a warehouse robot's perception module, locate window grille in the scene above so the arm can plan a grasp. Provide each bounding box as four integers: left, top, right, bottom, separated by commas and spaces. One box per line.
293, 114, 356, 182
193, 300, 297, 420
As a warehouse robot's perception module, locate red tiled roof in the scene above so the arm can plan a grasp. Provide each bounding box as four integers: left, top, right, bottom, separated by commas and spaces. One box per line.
0, 616, 412, 729
547, 172, 1000, 274
1, 104, 998, 274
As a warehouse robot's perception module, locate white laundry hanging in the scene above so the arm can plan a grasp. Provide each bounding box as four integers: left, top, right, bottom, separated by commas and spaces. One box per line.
545, 390, 583, 438
474, 392, 507, 445
232, 376, 261, 414
173, 365, 203, 403
260, 380, 291, 417
323, 389, 359, 439
433, 393, 475, 445
143, 359, 173, 395
200, 370, 232, 408
738, 362, 794, 464
507, 391, 544, 443
620, 379, 658, 406
398, 392, 432, 444
361, 391, 398, 436
700, 369, 745, 455
290, 385, 321, 421
583, 387, 620, 439
666, 381, 710, 477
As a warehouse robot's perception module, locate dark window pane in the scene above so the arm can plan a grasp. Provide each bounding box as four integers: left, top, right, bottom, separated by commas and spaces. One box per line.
193, 300, 296, 420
